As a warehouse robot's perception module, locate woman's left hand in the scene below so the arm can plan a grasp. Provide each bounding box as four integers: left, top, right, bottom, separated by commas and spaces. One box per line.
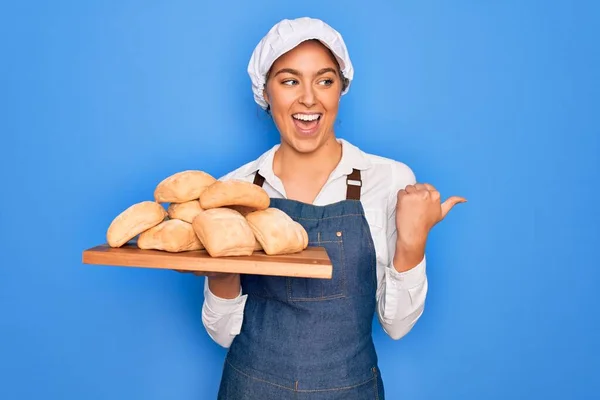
393, 183, 466, 272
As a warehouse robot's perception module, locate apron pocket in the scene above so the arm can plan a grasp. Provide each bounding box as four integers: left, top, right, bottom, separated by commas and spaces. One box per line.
286, 230, 346, 302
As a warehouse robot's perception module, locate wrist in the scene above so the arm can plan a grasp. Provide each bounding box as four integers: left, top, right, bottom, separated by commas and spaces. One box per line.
393, 240, 425, 273
207, 273, 241, 299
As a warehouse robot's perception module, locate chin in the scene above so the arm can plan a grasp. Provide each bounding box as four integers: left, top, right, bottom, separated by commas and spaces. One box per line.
288, 138, 322, 153
284, 127, 333, 154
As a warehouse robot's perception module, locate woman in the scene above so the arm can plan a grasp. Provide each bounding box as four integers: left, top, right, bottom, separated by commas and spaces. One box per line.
201, 17, 465, 399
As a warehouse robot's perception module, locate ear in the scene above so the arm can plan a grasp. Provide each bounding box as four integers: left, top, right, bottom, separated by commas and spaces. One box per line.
263, 88, 270, 106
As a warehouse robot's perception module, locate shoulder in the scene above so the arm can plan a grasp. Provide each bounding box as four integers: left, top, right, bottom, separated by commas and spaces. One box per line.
346, 143, 418, 229
352, 146, 418, 217
218, 160, 257, 182
340, 139, 416, 185
369, 154, 416, 185
358, 147, 417, 189
217, 145, 278, 182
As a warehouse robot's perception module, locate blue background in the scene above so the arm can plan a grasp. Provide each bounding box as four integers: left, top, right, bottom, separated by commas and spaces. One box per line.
1, 0, 598, 399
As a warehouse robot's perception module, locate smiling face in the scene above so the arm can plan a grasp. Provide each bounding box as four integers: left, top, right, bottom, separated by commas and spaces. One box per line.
263, 40, 345, 154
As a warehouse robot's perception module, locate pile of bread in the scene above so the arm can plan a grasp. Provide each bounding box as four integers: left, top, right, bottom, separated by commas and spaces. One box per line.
106, 170, 308, 257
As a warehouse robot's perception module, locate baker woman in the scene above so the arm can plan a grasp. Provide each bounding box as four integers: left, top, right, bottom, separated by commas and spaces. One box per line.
201, 17, 465, 399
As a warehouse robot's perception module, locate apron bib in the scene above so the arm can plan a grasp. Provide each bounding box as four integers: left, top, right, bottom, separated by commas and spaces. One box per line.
217, 170, 385, 400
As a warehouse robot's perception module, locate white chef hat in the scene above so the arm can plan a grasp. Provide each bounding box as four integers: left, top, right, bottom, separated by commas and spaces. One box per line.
247, 17, 354, 110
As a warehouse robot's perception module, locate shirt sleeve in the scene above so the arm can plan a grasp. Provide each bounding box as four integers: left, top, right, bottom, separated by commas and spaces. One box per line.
201, 277, 247, 348
376, 162, 429, 340
199, 169, 252, 348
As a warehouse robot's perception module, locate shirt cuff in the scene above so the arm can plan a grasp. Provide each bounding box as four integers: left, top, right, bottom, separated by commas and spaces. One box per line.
203, 279, 247, 315
387, 255, 427, 289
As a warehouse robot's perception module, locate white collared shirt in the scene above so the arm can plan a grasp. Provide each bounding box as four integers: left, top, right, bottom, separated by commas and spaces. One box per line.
201, 139, 428, 347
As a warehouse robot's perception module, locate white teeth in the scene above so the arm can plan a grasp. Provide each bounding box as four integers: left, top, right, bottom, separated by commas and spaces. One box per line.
293, 114, 320, 121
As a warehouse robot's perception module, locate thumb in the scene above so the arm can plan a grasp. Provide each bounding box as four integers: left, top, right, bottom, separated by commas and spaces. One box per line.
441, 196, 467, 219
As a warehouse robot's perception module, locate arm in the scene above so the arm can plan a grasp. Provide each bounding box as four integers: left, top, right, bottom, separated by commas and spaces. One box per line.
200, 170, 249, 348
376, 163, 428, 340
377, 162, 466, 340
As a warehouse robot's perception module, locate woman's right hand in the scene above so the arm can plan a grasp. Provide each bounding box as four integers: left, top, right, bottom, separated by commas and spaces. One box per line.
174, 270, 241, 299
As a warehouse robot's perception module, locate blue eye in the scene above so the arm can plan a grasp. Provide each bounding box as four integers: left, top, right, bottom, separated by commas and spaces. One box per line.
319, 79, 334, 86
282, 79, 298, 86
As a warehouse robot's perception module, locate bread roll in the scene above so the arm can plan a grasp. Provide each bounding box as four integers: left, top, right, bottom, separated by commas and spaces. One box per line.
225, 207, 263, 250
154, 170, 216, 203
137, 219, 203, 252
167, 200, 204, 223
191, 208, 256, 257
226, 205, 257, 217
246, 208, 308, 255
199, 180, 269, 210
107, 201, 167, 248
295, 221, 309, 249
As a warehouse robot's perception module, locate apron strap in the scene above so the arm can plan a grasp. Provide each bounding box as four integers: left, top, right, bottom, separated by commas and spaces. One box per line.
253, 169, 362, 200
253, 171, 266, 187
346, 168, 362, 200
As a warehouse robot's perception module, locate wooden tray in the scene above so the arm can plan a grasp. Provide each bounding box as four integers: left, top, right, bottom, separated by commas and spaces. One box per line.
82, 243, 332, 279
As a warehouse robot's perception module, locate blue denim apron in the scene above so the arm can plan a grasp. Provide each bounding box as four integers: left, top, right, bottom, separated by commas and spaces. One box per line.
217, 170, 385, 399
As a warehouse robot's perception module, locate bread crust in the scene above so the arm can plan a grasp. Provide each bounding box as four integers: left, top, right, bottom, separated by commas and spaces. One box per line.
246, 208, 308, 255
154, 170, 216, 203
167, 200, 204, 223
295, 221, 309, 249
199, 180, 270, 210
107, 201, 167, 247
137, 219, 203, 252
191, 208, 256, 257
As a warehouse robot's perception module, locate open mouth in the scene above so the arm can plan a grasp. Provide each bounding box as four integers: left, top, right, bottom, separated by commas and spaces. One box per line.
291, 113, 322, 136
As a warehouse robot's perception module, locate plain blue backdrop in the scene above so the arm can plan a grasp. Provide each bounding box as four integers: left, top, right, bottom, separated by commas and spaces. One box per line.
1, 0, 598, 399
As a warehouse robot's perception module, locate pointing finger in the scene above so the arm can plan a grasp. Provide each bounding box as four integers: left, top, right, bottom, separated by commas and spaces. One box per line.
441, 196, 467, 219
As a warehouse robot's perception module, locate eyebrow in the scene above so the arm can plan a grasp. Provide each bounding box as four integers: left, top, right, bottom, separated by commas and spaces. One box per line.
273, 67, 337, 77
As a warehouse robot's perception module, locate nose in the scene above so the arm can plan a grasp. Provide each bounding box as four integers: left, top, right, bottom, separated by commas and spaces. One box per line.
299, 84, 316, 108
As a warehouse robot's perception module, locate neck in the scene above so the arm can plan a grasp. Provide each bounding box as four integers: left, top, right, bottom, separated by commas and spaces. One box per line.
273, 136, 342, 179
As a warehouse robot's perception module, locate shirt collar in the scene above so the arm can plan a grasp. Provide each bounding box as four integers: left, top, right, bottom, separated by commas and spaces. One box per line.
248, 139, 371, 173
243, 138, 372, 194
334, 138, 372, 174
